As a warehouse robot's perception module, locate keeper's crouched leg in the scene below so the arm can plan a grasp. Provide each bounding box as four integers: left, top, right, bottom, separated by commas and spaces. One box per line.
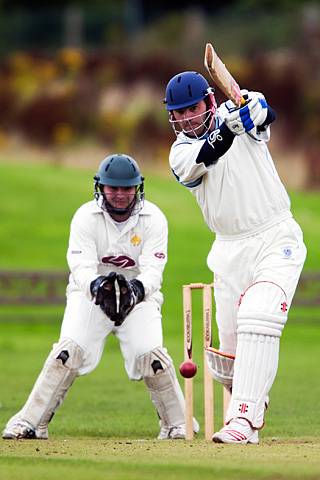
2, 338, 83, 439
137, 347, 199, 439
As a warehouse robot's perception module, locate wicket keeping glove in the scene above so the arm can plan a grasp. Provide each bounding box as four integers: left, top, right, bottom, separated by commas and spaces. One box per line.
116, 274, 145, 326
90, 272, 117, 320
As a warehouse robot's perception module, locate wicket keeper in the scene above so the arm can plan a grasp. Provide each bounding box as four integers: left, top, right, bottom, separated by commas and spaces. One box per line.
3, 154, 198, 440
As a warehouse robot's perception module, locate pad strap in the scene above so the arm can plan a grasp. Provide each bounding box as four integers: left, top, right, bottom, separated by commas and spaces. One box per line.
19, 338, 83, 428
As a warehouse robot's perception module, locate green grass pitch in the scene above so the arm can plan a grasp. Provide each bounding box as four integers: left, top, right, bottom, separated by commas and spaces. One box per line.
0, 161, 319, 479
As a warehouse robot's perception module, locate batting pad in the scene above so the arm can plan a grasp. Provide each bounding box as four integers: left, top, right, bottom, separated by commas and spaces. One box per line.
18, 338, 84, 428
226, 331, 279, 428
137, 347, 185, 428
237, 281, 288, 337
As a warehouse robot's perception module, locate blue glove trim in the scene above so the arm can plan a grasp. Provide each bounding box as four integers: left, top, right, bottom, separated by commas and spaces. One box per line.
259, 98, 267, 109
240, 105, 255, 132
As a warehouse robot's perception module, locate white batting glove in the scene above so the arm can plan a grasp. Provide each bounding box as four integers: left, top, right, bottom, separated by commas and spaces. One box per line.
224, 90, 268, 135
244, 90, 268, 127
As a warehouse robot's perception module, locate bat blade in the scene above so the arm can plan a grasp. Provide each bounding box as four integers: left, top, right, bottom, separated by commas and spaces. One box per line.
204, 42, 243, 107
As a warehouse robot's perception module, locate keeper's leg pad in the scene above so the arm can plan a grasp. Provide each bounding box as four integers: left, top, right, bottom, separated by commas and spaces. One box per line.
17, 338, 84, 428
137, 347, 185, 428
205, 347, 235, 389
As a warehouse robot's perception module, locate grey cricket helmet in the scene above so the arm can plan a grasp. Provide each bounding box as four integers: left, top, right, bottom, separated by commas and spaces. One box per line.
95, 153, 144, 187
94, 153, 145, 217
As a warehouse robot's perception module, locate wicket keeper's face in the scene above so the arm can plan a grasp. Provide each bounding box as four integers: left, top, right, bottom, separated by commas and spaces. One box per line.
103, 186, 136, 210
171, 100, 210, 137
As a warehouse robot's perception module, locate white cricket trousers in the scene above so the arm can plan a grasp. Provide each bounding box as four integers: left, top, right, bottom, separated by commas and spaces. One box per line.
207, 217, 307, 354
59, 292, 163, 379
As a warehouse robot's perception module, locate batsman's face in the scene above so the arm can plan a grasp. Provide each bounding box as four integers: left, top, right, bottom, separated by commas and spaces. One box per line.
171, 100, 211, 137
103, 186, 136, 209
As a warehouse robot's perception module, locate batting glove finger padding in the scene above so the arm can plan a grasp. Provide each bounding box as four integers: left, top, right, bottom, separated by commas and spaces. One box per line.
205, 347, 235, 389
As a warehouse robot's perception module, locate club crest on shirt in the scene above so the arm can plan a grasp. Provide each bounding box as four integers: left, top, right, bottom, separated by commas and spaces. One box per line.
130, 234, 141, 246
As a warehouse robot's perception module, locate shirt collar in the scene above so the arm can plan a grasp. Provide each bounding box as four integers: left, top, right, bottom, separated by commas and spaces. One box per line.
91, 199, 152, 216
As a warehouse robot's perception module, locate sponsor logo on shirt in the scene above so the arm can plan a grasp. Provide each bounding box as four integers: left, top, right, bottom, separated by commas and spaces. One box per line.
154, 252, 165, 259
102, 255, 136, 268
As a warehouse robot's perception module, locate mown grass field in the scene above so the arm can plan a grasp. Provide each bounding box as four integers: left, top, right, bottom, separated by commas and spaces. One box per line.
0, 161, 319, 479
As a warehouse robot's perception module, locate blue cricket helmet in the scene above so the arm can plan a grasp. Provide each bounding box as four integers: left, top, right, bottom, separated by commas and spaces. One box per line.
164, 71, 211, 111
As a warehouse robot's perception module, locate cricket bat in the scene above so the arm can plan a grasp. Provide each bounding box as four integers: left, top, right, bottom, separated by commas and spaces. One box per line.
204, 43, 245, 107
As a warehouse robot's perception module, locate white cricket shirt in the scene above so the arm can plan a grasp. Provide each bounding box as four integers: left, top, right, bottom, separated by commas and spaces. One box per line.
66, 199, 168, 304
169, 105, 291, 239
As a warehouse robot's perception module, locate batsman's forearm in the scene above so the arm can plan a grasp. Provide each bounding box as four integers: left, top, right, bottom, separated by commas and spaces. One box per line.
196, 123, 235, 166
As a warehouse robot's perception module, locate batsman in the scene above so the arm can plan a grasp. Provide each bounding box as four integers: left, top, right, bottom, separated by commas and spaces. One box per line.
3, 153, 197, 440
164, 63, 307, 444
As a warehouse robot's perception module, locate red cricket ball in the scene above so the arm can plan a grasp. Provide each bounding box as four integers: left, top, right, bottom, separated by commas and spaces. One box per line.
179, 360, 197, 378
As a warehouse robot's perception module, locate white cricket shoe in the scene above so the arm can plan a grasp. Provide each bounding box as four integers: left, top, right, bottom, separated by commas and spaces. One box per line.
2, 415, 49, 440
158, 418, 200, 440
2, 417, 36, 440
212, 418, 259, 444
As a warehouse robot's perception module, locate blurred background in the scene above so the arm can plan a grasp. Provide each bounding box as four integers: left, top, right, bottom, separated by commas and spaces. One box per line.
0, 0, 319, 446
0, 0, 319, 188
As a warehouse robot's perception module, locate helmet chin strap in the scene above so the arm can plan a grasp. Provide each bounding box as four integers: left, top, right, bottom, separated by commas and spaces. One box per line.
170, 108, 215, 139
103, 196, 136, 219
94, 183, 144, 219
